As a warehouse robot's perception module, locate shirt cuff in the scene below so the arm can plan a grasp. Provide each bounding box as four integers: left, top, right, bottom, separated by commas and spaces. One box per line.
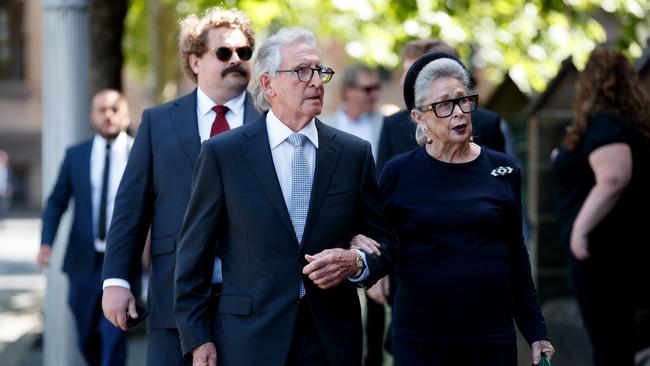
347, 249, 370, 282
102, 278, 131, 290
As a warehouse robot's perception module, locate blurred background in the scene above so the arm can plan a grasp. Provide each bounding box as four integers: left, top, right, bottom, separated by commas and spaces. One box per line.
0, 0, 649, 364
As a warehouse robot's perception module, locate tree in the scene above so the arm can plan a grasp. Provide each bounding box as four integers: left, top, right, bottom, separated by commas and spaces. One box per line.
123, 0, 650, 98
89, 0, 128, 92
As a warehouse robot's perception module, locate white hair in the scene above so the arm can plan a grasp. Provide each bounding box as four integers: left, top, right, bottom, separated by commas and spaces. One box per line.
252, 27, 318, 112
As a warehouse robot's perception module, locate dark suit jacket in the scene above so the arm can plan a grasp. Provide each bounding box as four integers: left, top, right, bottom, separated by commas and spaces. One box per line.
102, 90, 260, 329
42, 140, 97, 276
174, 116, 398, 366
376, 107, 506, 172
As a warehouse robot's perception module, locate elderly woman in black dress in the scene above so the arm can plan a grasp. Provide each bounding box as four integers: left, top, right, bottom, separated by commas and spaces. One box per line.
377, 52, 555, 366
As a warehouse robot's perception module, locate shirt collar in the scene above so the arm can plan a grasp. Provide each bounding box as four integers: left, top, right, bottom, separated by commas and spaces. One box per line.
267, 109, 319, 149
93, 131, 128, 148
196, 86, 246, 116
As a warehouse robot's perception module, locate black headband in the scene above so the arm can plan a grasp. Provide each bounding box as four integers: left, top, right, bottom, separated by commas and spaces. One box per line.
403, 51, 467, 111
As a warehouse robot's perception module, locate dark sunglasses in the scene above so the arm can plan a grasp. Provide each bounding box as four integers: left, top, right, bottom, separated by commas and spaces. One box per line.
213, 46, 253, 62
354, 84, 381, 93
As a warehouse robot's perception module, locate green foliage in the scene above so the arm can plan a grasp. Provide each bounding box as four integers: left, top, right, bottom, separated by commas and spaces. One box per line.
124, 0, 650, 96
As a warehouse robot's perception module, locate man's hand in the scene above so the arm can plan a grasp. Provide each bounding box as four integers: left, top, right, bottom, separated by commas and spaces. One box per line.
531, 339, 555, 365
366, 275, 389, 305
349, 234, 381, 256
37, 245, 52, 268
303, 248, 358, 289
102, 286, 137, 331
192, 342, 217, 366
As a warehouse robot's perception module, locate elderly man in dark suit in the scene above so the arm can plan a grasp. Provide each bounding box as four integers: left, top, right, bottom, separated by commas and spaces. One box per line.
101, 7, 260, 366
174, 27, 398, 366
38, 89, 132, 366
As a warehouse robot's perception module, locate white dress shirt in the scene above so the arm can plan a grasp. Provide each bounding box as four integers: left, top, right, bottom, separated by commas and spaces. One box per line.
266, 110, 368, 281
103, 88, 247, 290
333, 108, 377, 147
196, 87, 245, 139
91, 132, 131, 252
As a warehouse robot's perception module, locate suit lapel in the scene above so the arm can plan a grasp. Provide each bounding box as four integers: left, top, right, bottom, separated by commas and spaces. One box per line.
170, 90, 201, 165
242, 92, 261, 124
301, 120, 341, 251
80, 140, 94, 224
241, 116, 297, 241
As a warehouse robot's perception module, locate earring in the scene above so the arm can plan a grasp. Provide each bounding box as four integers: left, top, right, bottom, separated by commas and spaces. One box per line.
426, 137, 433, 145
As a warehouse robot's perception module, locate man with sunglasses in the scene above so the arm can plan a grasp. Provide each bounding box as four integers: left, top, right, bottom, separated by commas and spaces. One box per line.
174, 27, 397, 366
101, 7, 260, 366
322, 64, 383, 158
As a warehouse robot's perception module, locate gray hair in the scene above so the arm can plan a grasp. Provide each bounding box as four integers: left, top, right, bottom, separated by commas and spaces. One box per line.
252, 28, 318, 112
412, 58, 470, 145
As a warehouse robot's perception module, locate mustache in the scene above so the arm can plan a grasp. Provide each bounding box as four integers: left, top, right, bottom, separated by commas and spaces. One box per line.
221, 65, 249, 77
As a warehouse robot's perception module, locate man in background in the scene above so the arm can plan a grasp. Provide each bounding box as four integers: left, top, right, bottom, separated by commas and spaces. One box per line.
321, 64, 383, 158
101, 7, 260, 365
321, 63, 387, 366
38, 89, 132, 366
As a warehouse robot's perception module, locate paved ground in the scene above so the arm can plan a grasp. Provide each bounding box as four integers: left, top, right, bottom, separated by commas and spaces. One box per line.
0, 211, 147, 365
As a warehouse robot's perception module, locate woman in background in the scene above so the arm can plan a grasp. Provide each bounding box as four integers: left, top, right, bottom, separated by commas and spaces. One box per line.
553, 47, 650, 366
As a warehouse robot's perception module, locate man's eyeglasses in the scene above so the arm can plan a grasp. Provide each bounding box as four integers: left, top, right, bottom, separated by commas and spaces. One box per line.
212, 46, 253, 62
276, 66, 335, 83
354, 84, 381, 93
417, 95, 478, 118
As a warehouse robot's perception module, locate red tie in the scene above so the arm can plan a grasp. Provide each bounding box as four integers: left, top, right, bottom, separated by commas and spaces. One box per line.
210, 105, 230, 137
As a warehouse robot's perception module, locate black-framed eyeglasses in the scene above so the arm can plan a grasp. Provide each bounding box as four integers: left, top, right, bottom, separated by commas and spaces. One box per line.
212, 46, 253, 62
276, 66, 335, 83
417, 94, 478, 118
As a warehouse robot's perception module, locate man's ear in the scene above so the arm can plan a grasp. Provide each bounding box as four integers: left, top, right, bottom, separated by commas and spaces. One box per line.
189, 54, 201, 75
260, 74, 275, 98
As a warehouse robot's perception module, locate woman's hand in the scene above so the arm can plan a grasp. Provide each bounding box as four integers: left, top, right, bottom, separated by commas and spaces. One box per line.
570, 228, 590, 261
531, 340, 555, 365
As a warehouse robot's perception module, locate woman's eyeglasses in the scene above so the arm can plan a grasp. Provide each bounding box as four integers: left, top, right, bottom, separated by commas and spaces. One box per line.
213, 46, 253, 62
276, 66, 335, 83
418, 95, 478, 118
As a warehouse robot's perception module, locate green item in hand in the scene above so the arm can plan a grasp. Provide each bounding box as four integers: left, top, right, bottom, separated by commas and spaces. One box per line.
539, 353, 552, 366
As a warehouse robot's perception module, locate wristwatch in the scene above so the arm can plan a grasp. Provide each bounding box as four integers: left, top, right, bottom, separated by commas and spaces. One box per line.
354, 252, 365, 277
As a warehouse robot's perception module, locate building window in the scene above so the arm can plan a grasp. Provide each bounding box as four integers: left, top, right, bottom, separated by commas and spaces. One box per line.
0, 0, 24, 80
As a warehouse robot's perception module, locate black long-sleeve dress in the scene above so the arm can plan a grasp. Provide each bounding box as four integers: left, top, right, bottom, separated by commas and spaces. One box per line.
379, 146, 548, 365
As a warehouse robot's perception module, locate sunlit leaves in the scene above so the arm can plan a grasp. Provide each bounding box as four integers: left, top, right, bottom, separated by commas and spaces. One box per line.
123, 0, 650, 96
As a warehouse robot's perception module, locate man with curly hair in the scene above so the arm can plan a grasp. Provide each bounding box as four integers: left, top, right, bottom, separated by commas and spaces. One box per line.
101, 7, 260, 365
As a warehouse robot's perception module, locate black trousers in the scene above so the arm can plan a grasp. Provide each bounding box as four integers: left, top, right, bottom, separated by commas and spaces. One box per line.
284, 298, 330, 366
572, 255, 637, 366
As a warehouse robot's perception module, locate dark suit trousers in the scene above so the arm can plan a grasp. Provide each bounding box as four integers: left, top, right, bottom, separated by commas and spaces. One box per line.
68, 253, 127, 366
147, 328, 190, 366
284, 298, 330, 366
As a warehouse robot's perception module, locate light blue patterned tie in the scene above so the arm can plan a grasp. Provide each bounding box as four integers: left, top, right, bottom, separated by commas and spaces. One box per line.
287, 133, 312, 298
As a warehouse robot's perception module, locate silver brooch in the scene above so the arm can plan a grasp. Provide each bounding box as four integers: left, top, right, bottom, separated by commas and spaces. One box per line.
491, 166, 513, 176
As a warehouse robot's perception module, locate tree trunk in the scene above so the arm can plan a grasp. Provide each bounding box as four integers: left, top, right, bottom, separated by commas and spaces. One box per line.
88, 0, 128, 92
